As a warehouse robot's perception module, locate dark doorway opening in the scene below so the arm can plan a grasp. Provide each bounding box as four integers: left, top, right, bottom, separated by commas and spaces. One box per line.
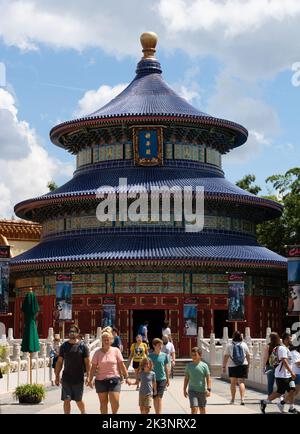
132, 309, 165, 350
213, 310, 233, 338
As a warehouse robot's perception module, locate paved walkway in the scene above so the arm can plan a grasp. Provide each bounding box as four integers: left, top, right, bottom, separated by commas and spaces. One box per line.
1, 377, 299, 414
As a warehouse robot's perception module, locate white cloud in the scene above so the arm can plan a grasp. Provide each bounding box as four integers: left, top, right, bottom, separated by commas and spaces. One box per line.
157, 0, 300, 80
0, 89, 74, 217
75, 83, 128, 117
171, 66, 202, 105
0, 0, 299, 81
0, 0, 158, 57
207, 71, 280, 163
0, 89, 32, 159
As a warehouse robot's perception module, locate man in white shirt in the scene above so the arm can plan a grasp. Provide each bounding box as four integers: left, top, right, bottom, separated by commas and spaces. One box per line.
162, 335, 176, 377
260, 333, 297, 414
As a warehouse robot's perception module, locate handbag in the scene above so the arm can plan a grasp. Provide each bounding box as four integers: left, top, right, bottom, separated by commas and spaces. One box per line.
104, 376, 120, 386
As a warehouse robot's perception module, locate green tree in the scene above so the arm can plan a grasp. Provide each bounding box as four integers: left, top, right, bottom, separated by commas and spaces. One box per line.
236, 174, 261, 195
47, 181, 58, 192
236, 169, 300, 255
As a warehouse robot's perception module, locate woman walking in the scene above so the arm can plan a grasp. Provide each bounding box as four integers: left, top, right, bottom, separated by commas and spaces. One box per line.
162, 320, 171, 339
127, 334, 148, 390
88, 327, 130, 414
222, 331, 250, 405
50, 334, 61, 386
263, 332, 281, 396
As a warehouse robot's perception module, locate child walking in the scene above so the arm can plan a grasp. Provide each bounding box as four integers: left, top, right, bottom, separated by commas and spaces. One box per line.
184, 347, 211, 414
129, 358, 157, 414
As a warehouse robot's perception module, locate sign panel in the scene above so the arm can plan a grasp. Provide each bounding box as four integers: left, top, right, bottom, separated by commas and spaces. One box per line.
55, 273, 73, 321
133, 127, 163, 166
287, 246, 300, 315
228, 273, 245, 321
183, 304, 197, 336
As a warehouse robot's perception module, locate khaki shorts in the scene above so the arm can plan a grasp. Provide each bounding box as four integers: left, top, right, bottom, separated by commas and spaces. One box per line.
139, 394, 152, 408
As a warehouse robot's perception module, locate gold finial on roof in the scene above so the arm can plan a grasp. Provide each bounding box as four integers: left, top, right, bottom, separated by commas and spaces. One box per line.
140, 32, 158, 59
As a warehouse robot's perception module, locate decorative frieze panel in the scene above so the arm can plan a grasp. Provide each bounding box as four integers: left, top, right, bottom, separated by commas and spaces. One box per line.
75, 141, 222, 168
42, 212, 255, 236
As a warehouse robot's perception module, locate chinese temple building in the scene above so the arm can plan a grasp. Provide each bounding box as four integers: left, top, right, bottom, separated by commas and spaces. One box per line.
11, 33, 286, 356
0, 219, 41, 332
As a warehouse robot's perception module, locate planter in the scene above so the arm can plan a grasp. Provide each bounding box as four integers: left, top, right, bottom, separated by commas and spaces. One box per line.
14, 384, 46, 405
18, 395, 42, 404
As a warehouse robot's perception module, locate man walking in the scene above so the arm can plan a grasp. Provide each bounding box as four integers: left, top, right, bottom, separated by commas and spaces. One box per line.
162, 335, 176, 378
55, 325, 90, 414
138, 321, 149, 345
260, 332, 296, 414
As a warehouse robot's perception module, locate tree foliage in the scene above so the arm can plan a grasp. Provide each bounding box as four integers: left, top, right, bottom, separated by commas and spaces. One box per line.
236, 169, 300, 255
236, 174, 261, 195
47, 181, 58, 192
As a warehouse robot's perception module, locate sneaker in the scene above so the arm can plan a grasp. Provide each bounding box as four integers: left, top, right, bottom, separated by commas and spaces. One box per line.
276, 402, 285, 413
229, 399, 235, 404
241, 400, 245, 406
260, 400, 267, 414
288, 408, 300, 414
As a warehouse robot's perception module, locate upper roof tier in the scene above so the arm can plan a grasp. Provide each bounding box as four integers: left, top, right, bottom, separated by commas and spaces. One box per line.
50, 32, 248, 152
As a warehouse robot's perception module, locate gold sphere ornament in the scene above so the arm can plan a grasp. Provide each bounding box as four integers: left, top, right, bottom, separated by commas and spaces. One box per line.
140, 32, 158, 59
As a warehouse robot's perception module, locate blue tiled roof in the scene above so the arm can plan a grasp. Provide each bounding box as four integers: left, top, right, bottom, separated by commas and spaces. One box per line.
14, 166, 283, 220
49, 167, 253, 196
10, 232, 286, 266
86, 59, 209, 119
49, 57, 248, 149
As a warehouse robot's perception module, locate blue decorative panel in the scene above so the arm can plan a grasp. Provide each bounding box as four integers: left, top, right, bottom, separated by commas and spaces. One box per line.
133, 127, 163, 166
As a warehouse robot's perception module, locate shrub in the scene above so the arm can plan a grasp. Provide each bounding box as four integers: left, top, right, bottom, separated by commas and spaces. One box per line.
13, 384, 46, 404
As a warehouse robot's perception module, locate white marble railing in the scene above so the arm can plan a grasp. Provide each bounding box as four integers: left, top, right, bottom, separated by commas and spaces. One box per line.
0, 327, 102, 394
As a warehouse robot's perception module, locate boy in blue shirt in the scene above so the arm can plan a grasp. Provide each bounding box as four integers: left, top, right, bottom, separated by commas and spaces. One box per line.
149, 338, 169, 414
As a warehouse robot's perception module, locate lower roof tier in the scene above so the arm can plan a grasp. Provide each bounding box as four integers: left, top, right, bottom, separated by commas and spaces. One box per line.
10, 232, 286, 272
15, 166, 282, 222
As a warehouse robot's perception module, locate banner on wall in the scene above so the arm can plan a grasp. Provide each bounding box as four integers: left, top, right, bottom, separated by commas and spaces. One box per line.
183, 304, 197, 336
287, 246, 300, 315
228, 272, 245, 321
55, 273, 73, 321
102, 305, 116, 328
0, 246, 10, 314
0, 262, 9, 314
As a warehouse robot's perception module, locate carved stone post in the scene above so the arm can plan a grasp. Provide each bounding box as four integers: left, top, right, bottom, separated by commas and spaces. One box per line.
197, 327, 204, 348
7, 328, 14, 345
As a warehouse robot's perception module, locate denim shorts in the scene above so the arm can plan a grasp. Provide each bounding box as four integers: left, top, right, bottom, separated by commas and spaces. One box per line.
154, 380, 166, 398
188, 390, 207, 408
95, 377, 121, 393
295, 374, 300, 385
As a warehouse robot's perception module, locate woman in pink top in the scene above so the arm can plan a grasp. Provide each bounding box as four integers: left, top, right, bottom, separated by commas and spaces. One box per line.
88, 327, 129, 413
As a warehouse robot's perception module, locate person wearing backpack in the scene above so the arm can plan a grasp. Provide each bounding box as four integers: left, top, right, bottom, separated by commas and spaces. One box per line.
138, 321, 149, 345
263, 332, 281, 396
260, 332, 297, 414
55, 325, 90, 414
222, 331, 250, 405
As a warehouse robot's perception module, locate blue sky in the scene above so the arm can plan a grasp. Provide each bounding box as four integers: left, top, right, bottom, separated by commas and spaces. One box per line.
0, 0, 299, 217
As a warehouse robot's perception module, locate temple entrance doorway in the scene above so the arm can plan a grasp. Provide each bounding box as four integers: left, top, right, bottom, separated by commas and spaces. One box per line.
131, 309, 165, 350
213, 309, 233, 338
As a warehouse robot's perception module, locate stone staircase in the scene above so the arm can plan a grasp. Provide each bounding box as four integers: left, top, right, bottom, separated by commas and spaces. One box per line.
171, 359, 190, 377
